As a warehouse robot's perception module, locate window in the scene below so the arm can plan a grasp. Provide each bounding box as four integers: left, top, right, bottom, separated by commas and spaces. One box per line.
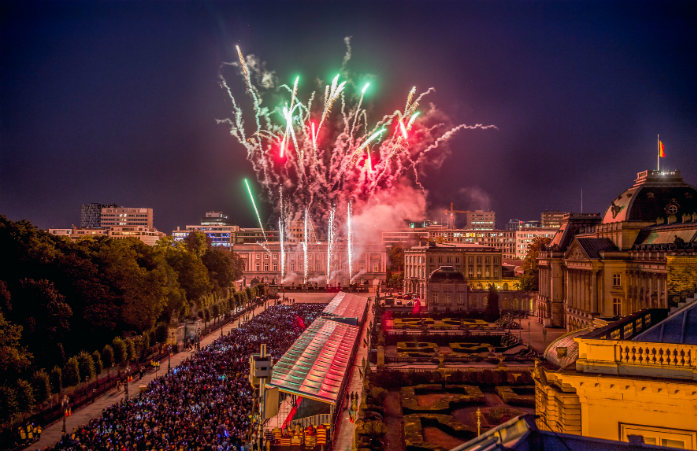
612, 273, 621, 287
613, 298, 621, 316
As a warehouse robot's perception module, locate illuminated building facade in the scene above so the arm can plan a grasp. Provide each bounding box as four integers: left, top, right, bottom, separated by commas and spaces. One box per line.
427, 265, 468, 312
232, 241, 386, 286
537, 169, 697, 329
100, 207, 153, 228
49, 227, 107, 239
541, 210, 569, 229
107, 226, 165, 246
464, 209, 496, 230
403, 242, 504, 300
535, 303, 697, 449
80, 202, 118, 228
515, 227, 557, 259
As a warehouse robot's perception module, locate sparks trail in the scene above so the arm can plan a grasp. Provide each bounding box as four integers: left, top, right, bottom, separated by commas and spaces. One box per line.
219, 40, 496, 228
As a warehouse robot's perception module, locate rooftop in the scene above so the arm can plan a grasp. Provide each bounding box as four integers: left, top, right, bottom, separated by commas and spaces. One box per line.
602, 170, 697, 224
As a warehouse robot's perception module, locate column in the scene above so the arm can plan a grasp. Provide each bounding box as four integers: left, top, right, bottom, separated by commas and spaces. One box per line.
591, 270, 597, 314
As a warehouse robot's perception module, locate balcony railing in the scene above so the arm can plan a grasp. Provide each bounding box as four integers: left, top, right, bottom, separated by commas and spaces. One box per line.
576, 338, 697, 380
617, 341, 694, 368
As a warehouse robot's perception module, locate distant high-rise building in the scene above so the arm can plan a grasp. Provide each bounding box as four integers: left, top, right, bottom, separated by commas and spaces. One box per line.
506, 218, 542, 230
464, 210, 495, 230
172, 211, 239, 248
201, 211, 231, 226
540, 210, 569, 229
515, 227, 557, 259
80, 202, 118, 228
101, 207, 153, 228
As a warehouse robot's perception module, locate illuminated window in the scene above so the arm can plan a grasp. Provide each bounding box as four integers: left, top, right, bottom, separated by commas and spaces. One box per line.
613, 273, 621, 287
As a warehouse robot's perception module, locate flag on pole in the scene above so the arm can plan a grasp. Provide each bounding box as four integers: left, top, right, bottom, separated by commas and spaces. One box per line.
659, 140, 665, 158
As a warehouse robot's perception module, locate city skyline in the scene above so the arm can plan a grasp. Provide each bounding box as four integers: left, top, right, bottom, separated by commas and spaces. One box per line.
2, 1, 696, 233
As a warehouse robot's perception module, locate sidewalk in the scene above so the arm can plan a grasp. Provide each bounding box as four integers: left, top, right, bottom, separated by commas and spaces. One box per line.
25, 301, 274, 451
517, 317, 565, 353
333, 295, 374, 451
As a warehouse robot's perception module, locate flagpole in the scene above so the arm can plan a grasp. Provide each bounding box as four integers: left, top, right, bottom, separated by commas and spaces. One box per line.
657, 134, 660, 172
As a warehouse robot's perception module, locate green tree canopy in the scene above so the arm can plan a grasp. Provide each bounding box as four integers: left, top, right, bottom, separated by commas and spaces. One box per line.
520, 236, 552, 291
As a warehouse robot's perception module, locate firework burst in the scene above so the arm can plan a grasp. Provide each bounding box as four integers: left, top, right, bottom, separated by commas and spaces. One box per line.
220, 41, 495, 230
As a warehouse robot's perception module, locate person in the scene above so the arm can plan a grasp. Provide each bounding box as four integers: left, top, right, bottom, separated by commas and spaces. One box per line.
53, 304, 326, 451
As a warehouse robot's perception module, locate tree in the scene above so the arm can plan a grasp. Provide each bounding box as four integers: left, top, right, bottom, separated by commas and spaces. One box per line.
0, 385, 18, 423
30, 370, 51, 403
112, 337, 127, 365
0, 313, 33, 385
63, 356, 80, 387
520, 237, 552, 291
484, 284, 500, 322
77, 351, 95, 382
125, 338, 136, 362
9, 279, 72, 369
101, 345, 114, 370
165, 246, 211, 304
155, 323, 169, 344
15, 379, 35, 413
49, 366, 62, 393
387, 245, 405, 288
91, 350, 103, 375
202, 248, 243, 292
183, 231, 210, 257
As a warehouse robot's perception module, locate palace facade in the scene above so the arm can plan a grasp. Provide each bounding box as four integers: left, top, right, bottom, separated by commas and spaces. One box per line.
534, 302, 697, 449
537, 169, 697, 329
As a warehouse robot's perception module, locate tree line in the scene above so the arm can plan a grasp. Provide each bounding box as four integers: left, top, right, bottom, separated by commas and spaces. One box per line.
0, 216, 251, 425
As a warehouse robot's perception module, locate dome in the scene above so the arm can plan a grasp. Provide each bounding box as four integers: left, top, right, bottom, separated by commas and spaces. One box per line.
602, 170, 697, 224
428, 266, 466, 283
542, 327, 591, 369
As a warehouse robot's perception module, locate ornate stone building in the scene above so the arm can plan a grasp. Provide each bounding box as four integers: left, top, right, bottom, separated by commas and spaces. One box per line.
233, 241, 386, 287
534, 302, 697, 449
426, 266, 468, 312
537, 169, 697, 329
403, 242, 503, 301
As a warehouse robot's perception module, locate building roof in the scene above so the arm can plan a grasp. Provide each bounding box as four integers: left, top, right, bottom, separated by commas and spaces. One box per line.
428, 265, 466, 283
633, 300, 697, 345
635, 223, 697, 247
546, 214, 601, 252
266, 316, 358, 404
321, 292, 368, 325
406, 242, 498, 251
602, 170, 697, 224
542, 327, 591, 369
450, 414, 675, 451
575, 237, 618, 258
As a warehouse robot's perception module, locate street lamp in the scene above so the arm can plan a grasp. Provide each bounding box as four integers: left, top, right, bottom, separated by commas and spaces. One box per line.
61, 395, 69, 434
124, 365, 130, 401
168, 345, 172, 371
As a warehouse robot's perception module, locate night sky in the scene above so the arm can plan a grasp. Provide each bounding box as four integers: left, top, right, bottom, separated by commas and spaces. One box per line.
2, 0, 696, 232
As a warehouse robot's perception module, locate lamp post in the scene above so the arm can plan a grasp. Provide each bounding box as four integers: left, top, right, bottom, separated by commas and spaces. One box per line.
476, 407, 482, 436
124, 365, 130, 401
61, 395, 69, 434
168, 345, 172, 371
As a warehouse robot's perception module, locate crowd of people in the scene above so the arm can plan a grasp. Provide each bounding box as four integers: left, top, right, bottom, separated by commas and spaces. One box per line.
53, 304, 325, 451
